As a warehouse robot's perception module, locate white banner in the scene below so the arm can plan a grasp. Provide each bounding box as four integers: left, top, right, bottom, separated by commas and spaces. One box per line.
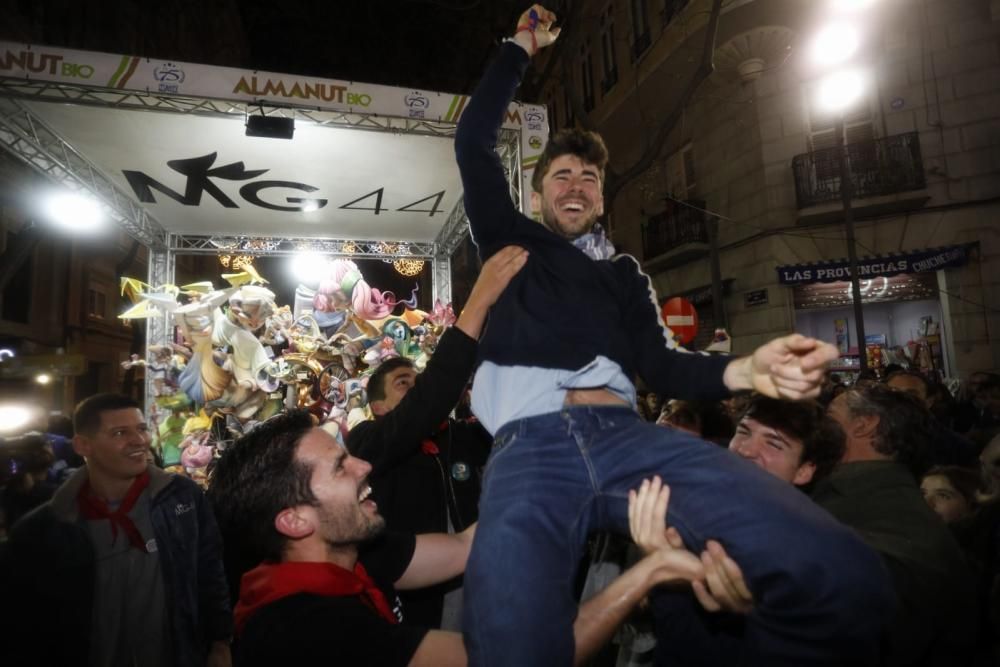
1, 41, 548, 227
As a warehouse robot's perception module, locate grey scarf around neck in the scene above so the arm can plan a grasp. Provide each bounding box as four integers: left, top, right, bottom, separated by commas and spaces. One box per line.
572, 223, 616, 261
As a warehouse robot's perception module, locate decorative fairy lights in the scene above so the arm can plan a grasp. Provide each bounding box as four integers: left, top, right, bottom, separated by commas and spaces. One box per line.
393, 259, 425, 276
218, 254, 255, 270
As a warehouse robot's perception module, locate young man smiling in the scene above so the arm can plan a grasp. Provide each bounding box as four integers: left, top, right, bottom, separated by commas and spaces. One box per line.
208, 410, 706, 667
728, 395, 845, 488
452, 5, 894, 665
3, 393, 232, 667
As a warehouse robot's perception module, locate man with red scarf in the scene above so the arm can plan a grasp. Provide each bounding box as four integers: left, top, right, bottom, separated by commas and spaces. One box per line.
2, 393, 232, 666
208, 408, 706, 667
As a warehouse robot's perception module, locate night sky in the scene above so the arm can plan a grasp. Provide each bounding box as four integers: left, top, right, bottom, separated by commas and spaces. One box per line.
1, 1, 533, 95
237, 1, 528, 95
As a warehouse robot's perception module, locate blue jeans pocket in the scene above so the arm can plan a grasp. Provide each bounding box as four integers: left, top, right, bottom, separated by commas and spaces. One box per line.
484, 431, 519, 480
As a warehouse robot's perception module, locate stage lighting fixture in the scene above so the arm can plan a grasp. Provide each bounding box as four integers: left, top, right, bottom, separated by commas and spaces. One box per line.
245, 115, 295, 139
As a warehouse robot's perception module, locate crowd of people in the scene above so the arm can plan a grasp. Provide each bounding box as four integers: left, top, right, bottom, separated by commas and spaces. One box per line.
2, 362, 997, 666
2, 5, 1000, 665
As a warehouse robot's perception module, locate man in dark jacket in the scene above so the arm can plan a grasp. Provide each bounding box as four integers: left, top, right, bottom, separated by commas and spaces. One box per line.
1, 393, 232, 667
345, 247, 520, 628
655, 388, 978, 666
885, 369, 978, 466
453, 6, 894, 666
820, 384, 978, 665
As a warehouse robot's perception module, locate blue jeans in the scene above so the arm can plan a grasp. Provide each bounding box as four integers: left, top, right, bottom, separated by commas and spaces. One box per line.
462, 406, 894, 666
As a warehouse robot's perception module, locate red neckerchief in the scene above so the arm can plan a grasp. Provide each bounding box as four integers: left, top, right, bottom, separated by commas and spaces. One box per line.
77, 471, 151, 552
234, 560, 397, 635
421, 420, 449, 455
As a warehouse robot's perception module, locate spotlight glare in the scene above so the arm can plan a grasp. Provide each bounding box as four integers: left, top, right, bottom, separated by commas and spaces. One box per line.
44, 192, 104, 232
811, 24, 860, 67
290, 252, 330, 286
0, 404, 37, 434
35, 373, 52, 385
815, 69, 867, 113
830, 0, 877, 11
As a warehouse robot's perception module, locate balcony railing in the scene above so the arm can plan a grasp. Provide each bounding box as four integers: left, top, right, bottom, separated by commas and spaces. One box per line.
631, 31, 651, 61
601, 69, 618, 94
791, 131, 926, 209
642, 199, 708, 259
661, 0, 690, 26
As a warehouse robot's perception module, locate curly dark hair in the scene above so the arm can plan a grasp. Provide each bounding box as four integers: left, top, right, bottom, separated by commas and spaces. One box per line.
207, 410, 317, 567
844, 383, 933, 477
531, 128, 609, 193
741, 396, 845, 484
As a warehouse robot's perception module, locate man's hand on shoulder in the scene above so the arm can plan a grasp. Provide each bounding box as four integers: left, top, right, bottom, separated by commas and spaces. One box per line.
511, 4, 561, 56
455, 245, 528, 339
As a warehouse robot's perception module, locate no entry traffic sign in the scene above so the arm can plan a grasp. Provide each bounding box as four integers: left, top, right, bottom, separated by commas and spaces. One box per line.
661, 297, 698, 345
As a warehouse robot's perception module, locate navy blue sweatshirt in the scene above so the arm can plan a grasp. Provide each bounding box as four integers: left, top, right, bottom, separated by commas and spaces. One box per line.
455, 42, 732, 400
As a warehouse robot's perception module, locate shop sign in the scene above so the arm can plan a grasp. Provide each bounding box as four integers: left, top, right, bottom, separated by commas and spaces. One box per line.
0, 48, 94, 79
744, 289, 768, 307
775, 243, 977, 285
233, 76, 372, 106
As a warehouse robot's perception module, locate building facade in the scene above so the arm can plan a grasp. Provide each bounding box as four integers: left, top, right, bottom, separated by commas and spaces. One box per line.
532, 0, 999, 378
0, 0, 249, 411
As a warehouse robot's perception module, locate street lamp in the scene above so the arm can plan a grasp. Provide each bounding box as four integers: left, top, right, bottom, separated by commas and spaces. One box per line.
809, 24, 860, 67
815, 68, 870, 372
42, 191, 105, 233
816, 69, 867, 110
829, 0, 877, 12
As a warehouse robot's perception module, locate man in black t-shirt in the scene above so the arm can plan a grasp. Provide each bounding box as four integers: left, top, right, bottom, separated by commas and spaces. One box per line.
209, 408, 707, 667
347, 248, 511, 630
210, 409, 467, 666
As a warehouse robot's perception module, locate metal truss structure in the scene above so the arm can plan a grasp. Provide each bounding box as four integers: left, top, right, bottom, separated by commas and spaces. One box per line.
0, 78, 462, 138
497, 128, 523, 213
169, 234, 439, 259
146, 238, 175, 411
0, 78, 525, 272
0, 94, 168, 249
1, 76, 527, 402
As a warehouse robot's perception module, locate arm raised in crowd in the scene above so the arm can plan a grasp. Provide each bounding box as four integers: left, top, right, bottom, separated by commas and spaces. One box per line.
452, 245, 528, 340
346, 246, 527, 473
454, 6, 559, 253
